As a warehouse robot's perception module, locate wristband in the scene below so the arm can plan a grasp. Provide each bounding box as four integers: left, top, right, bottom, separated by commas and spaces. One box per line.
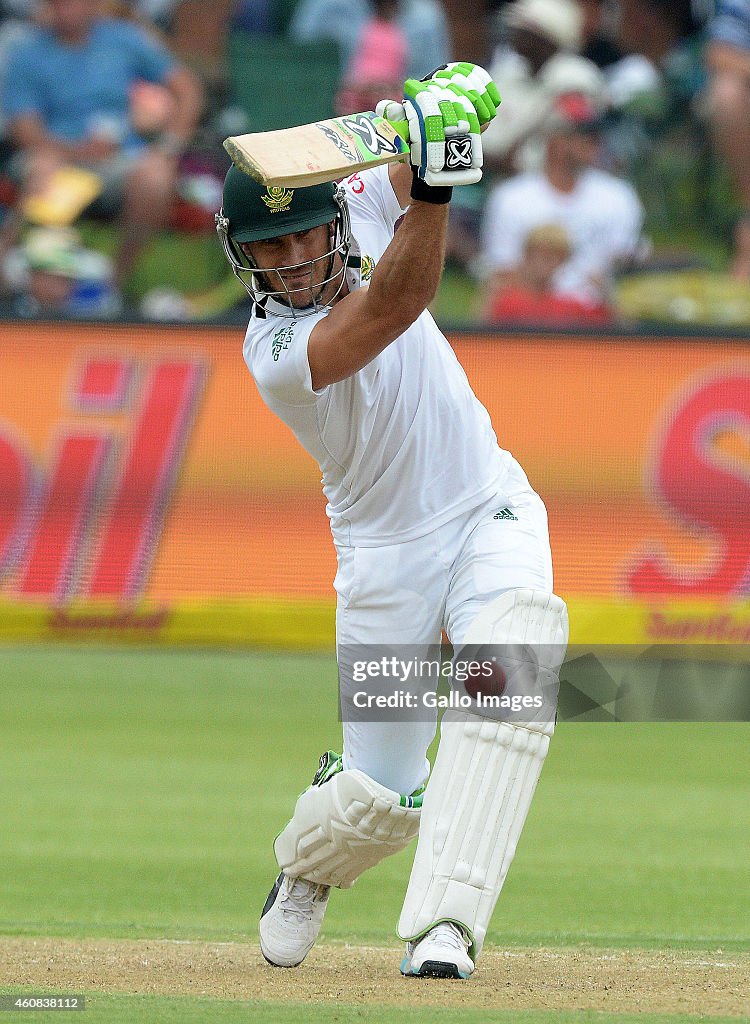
410, 167, 452, 205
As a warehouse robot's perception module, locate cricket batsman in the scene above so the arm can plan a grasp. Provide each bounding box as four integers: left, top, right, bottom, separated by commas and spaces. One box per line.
216, 63, 569, 978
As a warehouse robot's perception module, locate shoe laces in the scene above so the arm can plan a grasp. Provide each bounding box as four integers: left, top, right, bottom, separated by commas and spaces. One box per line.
430, 922, 470, 952
280, 876, 330, 923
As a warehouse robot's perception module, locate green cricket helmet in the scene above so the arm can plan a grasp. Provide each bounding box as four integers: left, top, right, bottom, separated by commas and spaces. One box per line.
215, 164, 352, 317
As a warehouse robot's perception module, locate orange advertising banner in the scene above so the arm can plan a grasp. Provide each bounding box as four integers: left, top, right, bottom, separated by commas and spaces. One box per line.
0, 322, 748, 646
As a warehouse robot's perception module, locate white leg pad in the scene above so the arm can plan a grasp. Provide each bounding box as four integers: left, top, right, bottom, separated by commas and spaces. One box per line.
398, 590, 568, 958
398, 713, 549, 957
274, 769, 421, 889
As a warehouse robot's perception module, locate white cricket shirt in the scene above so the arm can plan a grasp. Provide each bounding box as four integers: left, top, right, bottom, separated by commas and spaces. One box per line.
242, 164, 511, 547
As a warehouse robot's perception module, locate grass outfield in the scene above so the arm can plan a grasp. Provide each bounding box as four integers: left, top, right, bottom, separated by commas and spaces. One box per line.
0, 646, 748, 1023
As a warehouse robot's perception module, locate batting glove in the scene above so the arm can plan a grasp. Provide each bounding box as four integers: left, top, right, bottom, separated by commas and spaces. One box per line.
396, 78, 482, 187
430, 62, 501, 127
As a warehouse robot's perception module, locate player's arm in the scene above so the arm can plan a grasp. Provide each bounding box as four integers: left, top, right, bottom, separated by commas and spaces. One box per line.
309, 76, 468, 392
388, 161, 414, 209
308, 193, 449, 390
309, 65, 499, 390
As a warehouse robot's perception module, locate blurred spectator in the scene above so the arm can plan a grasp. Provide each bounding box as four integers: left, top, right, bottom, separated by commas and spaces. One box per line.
608, 0, 705, 113
0, 2, 32, 153
482, 222, 613, 325
335, 0, 408, 114
155, 0, 236, 87
105, 1, 238, 87
706, 0, 750, 278
231, 0, 275, 36
579, 0, 663, 113
7, 224, 120, 317
0, 0, 33, 16
290, 0, 451, 80
127, 0, 180, 26
480, 91, 645, 318
579, 0, 622, 71
616, 0, 702, 70
1, 0, 203, 297
482, 0, 607, 172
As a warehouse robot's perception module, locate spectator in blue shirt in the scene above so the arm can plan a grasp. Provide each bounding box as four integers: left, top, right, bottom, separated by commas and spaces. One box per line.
2, 0, 202, 293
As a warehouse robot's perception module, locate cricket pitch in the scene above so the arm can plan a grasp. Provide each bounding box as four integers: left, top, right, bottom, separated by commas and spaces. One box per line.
1, 938, 748, 1016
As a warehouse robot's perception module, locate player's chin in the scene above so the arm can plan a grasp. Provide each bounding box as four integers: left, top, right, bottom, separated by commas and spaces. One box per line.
286, 288, 317, 308
291, 282, 329, 308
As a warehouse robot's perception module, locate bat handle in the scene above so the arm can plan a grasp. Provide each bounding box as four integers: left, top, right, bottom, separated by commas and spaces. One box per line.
384, 117, 410, 145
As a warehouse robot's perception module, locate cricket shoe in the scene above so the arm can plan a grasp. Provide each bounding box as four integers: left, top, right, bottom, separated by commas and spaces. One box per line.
259, 872, 330, 967
400, 922, 474, 979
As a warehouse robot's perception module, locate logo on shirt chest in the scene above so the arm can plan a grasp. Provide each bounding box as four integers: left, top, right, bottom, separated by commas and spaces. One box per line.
360, 254, 375, 282
271, 325, 295, 361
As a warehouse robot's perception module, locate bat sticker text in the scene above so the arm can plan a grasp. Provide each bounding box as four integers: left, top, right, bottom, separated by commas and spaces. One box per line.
317, 123, 358, 162
344, 114, 401, 157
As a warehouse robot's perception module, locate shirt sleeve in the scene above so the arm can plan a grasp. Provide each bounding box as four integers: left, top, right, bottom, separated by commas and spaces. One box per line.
122, 21, 176, 84
343, 163, 408, 236
3, 39, 42, 121
244, 313, 329, 408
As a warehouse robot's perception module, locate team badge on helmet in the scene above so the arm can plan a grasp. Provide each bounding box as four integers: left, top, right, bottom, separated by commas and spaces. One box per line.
262, 186, 295, 213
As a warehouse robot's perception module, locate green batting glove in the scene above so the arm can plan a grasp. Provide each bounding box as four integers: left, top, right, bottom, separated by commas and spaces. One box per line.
432, 81, 482, 136
404, 78, 460, 134
402, 77, 482, 185
432, 62, 501, 126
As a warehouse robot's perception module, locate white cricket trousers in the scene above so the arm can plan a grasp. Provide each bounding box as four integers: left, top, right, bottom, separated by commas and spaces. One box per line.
334, 458, 554, 797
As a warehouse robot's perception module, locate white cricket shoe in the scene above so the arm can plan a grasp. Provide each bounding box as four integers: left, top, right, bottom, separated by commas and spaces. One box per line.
400, 922, 475, 979
259, 872, 330, 967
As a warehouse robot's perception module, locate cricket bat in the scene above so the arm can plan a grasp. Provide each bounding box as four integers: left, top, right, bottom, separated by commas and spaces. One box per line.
224, 111, 411, 188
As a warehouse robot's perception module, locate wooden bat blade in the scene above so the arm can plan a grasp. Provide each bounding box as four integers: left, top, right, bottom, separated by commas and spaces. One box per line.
224, 111, 410, 187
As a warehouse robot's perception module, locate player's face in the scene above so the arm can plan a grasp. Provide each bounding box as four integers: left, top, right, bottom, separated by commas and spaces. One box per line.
241, 223, 342, 308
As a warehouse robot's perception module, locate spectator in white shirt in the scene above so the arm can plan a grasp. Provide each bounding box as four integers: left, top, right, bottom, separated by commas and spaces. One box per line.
480, 91, 645, 313
482, 0, 607, 173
